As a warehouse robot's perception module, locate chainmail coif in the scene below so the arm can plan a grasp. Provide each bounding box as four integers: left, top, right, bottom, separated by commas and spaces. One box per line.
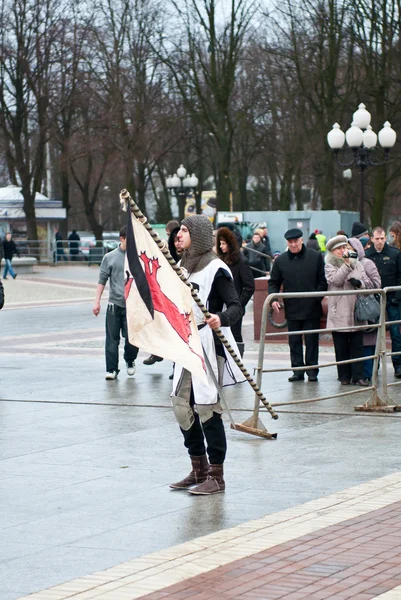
180, 215, 217, 275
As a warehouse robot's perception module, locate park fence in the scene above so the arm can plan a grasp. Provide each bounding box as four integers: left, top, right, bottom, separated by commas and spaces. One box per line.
12, 240, 118, 265
245, 287, 401, 437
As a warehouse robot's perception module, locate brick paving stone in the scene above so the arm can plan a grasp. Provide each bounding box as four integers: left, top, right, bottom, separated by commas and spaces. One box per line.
136, 499, 401, 600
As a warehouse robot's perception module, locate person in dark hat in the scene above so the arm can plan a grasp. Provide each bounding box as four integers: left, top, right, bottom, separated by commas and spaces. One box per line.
351, 221, 369, 244
269, 228, 327, 382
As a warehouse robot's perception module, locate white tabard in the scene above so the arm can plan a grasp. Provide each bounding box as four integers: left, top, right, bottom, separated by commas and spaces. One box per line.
171, 259, 246, 405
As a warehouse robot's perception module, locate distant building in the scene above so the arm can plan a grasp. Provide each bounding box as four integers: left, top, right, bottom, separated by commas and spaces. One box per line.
0, 185, 66, 240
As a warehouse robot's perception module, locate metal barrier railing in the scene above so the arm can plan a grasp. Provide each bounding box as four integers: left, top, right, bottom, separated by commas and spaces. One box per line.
242, 246, 272, 276
246, 287, 401, 432
376, 286, 401, 402
5, 239, 119, 265
7, 239, 51, 262
54, 240, 119, 265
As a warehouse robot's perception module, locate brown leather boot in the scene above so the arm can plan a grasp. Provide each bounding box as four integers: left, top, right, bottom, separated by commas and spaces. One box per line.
187, 464, 225, 495
169, 455, 209, 490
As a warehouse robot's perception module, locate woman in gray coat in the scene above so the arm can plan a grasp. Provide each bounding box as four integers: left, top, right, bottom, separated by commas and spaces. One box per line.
325, 235, 370, 386
348, 237, 381, 382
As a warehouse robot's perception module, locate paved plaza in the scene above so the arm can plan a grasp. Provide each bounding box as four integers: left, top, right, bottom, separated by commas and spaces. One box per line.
1, 265, 401, 600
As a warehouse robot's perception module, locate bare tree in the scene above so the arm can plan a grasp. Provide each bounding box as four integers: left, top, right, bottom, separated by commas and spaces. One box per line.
156, 0, 257, 214
350, 0, 401, 225
50, 6, 93, 237
268, 0, 356, 210
0, 0, 63, 240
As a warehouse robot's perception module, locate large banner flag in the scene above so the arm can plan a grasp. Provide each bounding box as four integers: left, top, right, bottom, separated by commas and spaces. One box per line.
124, 212, 208, 384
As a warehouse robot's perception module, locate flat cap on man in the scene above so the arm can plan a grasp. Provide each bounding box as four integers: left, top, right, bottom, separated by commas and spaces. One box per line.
284, 228, 303, 240
326, 235, 348, 252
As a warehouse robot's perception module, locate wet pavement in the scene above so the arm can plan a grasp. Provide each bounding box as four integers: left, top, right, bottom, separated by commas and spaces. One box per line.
1, 265, 401, 600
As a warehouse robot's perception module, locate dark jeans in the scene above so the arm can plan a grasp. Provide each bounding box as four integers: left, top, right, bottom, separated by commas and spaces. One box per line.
332, 330, 364, 382
287, 318, 320, 378
56, 246, 67, 262
386, 301, 401, 370
363, 345, 375, 380
3, 259, 15, 279
180, 387, 226, 464
105, 303, 138, 372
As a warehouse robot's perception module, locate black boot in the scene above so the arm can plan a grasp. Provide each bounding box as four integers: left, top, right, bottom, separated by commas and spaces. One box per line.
170, 455, 209, 490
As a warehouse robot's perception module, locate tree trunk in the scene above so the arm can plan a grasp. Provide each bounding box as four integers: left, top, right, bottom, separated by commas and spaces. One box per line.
319, 157, 335, 210
21, 184, 38, 241
59, 164, 70, 238
294, 166, 303, 210
267, 156, 279, 210
216, 143, 232, 211
86, 208, 103, 242
124, 161, 136, 204
279, 164, 293, 210
136, 162, 146, 213
237, 165, 248, 211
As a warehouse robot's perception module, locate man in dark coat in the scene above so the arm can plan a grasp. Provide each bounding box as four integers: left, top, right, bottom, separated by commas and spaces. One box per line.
260, 226, 272, 258
243, 231, 270, 278
365, 226, 401, 378
55, 228, 67, 262
68, 230, 80, 261
269, 228, 327, 382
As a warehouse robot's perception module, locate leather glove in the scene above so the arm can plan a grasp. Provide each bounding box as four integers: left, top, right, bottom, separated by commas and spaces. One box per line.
349, 277, 362, 288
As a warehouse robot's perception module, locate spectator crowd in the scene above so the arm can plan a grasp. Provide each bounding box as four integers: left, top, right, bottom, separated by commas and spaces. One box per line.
139, 217, 401, 388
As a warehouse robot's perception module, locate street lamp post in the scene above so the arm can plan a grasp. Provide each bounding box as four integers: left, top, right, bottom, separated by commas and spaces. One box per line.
166, 165, 199, 221
327, 104, 396, 223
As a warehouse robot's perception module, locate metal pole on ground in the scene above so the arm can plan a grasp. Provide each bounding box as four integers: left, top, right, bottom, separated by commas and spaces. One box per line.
355, 290, 399, 412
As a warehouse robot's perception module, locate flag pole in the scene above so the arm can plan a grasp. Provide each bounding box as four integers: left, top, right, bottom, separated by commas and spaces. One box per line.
120, 190, 278, 436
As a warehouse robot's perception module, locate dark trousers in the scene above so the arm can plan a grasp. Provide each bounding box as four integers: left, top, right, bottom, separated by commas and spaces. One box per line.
180, 388, 226, 464
332, 330, 364, 382
231, 317, 244, 357
105, 304, 138, 372
287, 318, 320, 378
363, 345, 375, 380
386, 302, 401, 370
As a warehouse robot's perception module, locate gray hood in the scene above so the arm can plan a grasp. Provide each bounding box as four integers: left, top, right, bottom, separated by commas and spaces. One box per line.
348, 237, 365, 260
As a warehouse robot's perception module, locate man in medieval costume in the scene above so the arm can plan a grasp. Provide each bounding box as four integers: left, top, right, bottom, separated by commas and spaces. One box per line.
170, 215, 244, 495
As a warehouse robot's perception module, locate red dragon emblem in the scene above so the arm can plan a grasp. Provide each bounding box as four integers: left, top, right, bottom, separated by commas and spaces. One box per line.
125, 252, 205, 370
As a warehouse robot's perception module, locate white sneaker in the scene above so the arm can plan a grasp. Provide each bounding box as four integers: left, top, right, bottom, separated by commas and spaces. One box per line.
105, 371, 118, 380
126, 361, 136, 376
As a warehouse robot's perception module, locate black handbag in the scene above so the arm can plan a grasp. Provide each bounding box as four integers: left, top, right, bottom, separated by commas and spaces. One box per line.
354, 293, 380, 322
0, 279, 4, 310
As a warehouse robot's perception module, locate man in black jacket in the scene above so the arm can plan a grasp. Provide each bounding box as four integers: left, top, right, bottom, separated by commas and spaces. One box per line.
269, 228, 327, 382
365, 226, 401, 378
243, 231, 270, 278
